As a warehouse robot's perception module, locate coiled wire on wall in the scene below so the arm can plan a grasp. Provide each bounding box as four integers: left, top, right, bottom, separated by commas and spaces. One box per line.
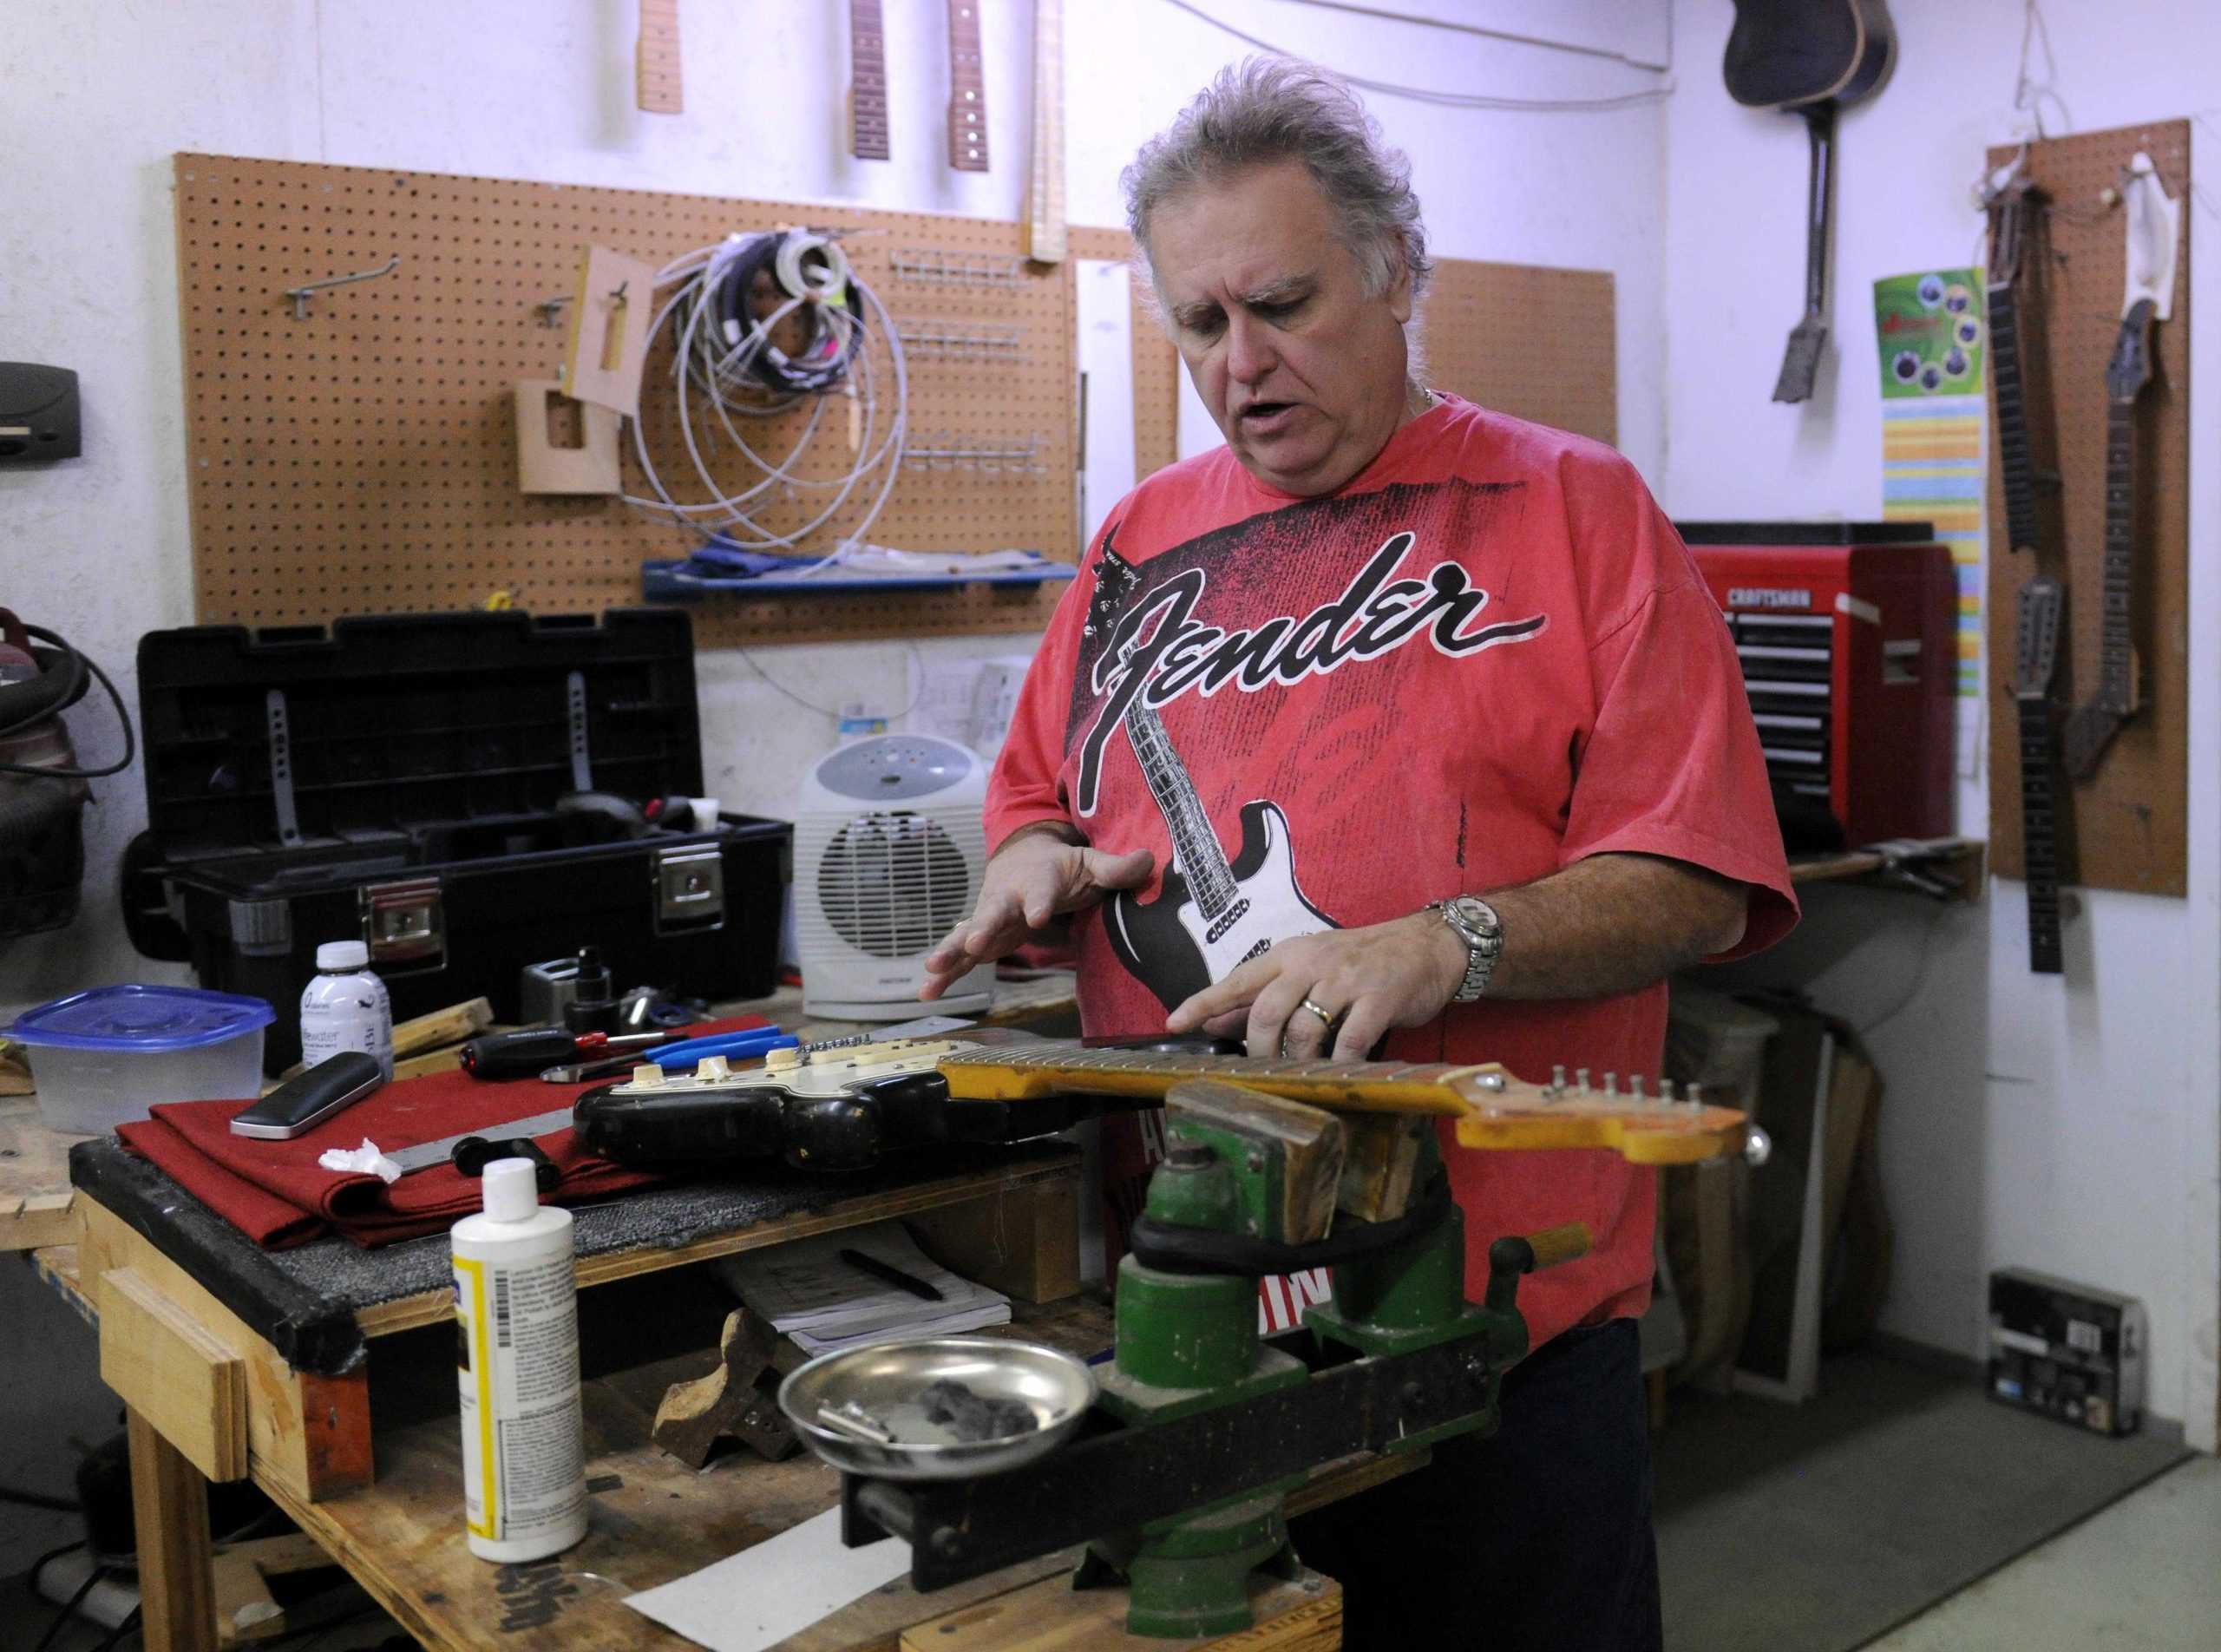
625, 229, 907, 569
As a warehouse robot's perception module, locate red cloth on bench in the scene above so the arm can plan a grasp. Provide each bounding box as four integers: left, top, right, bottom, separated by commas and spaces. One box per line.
116, 1015, 768, 1249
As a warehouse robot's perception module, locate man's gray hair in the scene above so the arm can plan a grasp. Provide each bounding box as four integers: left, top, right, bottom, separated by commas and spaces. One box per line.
1122, 56, 1433, 304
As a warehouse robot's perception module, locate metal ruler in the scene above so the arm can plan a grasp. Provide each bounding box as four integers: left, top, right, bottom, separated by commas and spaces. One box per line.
386, 1107, 577, 1176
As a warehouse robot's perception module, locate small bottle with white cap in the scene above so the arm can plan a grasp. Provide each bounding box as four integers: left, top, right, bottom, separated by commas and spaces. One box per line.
298, 941, 393, 1080
451, 1157, 587, 1562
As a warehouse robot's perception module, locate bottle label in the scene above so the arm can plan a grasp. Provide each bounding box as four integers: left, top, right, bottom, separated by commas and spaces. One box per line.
455, 1250, 585, 1545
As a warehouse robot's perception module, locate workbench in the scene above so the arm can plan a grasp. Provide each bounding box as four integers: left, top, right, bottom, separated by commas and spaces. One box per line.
16, 979, 1359, 1649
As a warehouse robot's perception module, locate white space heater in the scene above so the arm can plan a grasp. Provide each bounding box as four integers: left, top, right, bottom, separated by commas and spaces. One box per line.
795, 734, 994, 1019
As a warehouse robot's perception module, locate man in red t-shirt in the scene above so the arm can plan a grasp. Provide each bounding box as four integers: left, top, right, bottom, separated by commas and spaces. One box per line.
923, 58, 1794, 1652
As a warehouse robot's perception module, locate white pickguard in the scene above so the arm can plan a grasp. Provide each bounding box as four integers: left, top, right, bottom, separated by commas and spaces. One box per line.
1169, 800, 1327, 983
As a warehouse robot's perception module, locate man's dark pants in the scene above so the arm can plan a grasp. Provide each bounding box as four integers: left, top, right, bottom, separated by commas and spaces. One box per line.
1286, 1316, 1661, 1650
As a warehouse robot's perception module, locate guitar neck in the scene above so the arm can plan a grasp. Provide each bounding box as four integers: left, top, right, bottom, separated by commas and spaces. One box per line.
936, 1044, 1751, 1166
849, 0, 891, 161
2016, 689, 2063, 974
1988, 277, 2042, 555
2097, 401, 2138, 711
1122, 696, 1241, 915
1025, 0, 1066, 261
947, 0, 989, 173
635, 0, 683, 114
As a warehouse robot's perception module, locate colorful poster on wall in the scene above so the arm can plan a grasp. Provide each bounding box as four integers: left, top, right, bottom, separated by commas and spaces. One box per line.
1875, 269, 1986, 698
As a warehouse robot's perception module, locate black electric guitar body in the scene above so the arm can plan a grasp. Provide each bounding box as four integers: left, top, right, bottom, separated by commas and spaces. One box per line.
1726, 2, 1898, 403
1724, 0, 1897, 109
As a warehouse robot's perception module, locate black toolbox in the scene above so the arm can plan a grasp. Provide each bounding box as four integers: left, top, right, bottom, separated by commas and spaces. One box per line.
123, 610, 789, 1073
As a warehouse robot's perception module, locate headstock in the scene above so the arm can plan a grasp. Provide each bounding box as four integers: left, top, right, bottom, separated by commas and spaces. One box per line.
2013, 577, 2064, 698
2106, 298, 2156, 404
1986, 176, 2034, 287
1445, 1064, 1757, 1167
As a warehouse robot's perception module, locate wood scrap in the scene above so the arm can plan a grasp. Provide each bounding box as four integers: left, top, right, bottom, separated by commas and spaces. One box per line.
652, 1308, 799, 1469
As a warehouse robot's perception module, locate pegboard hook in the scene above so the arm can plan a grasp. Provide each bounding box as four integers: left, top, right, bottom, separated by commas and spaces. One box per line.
283, 254, 401, 320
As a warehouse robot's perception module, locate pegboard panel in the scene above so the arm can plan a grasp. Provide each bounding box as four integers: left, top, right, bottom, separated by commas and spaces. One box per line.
1424, 260, 1617, 447
1066, 225, 1619, 469
173, 153, 1078, 646
1985, 121, 2189, 896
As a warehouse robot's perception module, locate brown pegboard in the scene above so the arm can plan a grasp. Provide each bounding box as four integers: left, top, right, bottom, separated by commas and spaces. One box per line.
174, 153, 1078, 646
174, 156, 1616, 646
1064, 227, 1618, 469
1986, 120, 2189, 896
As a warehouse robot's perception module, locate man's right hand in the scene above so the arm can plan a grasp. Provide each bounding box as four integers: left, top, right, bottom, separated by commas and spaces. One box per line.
919, 826, 1154, 1000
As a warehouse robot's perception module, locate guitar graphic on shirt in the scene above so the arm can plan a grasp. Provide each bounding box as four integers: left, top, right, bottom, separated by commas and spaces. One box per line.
1104, 689, 1338, 1011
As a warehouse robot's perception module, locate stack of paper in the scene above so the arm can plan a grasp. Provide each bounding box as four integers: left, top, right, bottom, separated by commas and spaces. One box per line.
718, 1221, 1010, 1355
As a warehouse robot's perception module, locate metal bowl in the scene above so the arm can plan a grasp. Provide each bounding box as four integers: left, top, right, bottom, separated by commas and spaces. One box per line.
777, 1336, 1097, 1482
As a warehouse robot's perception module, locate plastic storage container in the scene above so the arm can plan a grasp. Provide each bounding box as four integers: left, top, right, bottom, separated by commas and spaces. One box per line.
6, 985, 275, 1134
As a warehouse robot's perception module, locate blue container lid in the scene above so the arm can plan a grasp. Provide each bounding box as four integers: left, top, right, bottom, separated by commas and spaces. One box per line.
7, 985, 275, 1052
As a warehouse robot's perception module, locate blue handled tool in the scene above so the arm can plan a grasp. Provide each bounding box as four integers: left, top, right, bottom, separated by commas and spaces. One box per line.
540, 1025, 796, 1083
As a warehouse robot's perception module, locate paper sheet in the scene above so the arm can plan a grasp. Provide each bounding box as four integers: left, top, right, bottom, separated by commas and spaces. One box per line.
625, 1507, 912, 1652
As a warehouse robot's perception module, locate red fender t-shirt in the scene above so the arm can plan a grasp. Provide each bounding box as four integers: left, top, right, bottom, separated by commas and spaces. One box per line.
986, 397, 1798, 1350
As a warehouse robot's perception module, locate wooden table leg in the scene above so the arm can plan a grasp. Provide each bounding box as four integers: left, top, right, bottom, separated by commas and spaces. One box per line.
128, 1406, 219, 1652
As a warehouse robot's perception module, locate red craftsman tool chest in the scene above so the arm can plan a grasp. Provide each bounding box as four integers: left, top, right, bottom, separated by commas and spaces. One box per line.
1678, 522, 1955, 853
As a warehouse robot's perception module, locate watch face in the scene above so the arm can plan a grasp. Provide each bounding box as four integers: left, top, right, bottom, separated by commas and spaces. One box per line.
1450, 895, 1499, 934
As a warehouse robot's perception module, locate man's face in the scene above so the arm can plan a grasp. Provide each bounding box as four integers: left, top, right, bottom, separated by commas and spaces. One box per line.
1148, 158, 1414, 497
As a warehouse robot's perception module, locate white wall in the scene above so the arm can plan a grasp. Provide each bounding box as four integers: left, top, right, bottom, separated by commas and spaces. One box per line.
1663, 0, 2219, 1439
0, 0, 1667, 1013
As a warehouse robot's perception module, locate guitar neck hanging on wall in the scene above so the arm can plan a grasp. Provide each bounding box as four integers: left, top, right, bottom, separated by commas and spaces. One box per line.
2060, 300, 2155, 778
635, 0, 683, 115
1721, 1, 1898, 403
947, 0, 989, 174
2013, 579, 2067, 974
1984, 174, 2058, 557
849, 0, 891, 161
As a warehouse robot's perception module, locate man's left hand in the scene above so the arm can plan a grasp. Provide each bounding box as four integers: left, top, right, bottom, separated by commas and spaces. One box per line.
1164, 911, 1467, 1061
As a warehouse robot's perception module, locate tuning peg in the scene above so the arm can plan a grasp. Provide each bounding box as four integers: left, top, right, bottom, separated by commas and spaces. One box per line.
1630, 1074, 1646, 1102
1744, 1125, 1773, 1167
1575, 1067, 1591, 1093
1602, 1072, 1618, 1097
1551, 1064, 1568, 1094
1660, 1078, 1677, 1105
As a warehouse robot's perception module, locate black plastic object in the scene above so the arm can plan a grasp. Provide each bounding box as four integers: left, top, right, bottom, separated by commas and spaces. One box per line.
124, 609, 789, 1073
451, 1133, 560, 1191
562, 944, 620, 1034
0, 362, 82, 461
229, 1052, 384, 1138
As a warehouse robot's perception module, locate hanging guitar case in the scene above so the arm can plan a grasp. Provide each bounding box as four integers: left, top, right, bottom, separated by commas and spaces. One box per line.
1723, 1, 1900, 403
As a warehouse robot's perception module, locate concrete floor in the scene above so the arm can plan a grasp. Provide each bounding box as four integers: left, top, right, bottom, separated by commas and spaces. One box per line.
1868, 1456, 2221, 1651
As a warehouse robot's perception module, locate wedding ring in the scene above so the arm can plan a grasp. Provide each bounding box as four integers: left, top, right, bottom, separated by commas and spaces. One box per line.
1299, 998, 1336, 1029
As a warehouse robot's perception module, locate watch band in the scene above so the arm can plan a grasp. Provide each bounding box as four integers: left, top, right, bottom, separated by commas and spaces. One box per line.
1429, 895, 1504, 1003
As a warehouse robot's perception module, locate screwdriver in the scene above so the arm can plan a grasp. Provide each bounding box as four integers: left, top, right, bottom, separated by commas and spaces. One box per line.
460, 1027, 678, 1081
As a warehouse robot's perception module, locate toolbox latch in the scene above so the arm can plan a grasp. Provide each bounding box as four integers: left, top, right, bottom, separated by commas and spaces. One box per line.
361, 876, 446, 968
653, 843, 725, 935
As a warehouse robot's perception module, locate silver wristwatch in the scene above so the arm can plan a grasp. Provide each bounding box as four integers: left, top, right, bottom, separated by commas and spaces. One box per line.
1428, 895, 1504, 1003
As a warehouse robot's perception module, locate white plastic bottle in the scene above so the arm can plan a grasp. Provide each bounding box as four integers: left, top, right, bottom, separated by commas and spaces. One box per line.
451, 1158, 587, 1563
298, 941, 394, 1080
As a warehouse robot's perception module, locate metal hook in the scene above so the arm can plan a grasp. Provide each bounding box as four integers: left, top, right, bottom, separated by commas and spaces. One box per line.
283, 254, 400, 320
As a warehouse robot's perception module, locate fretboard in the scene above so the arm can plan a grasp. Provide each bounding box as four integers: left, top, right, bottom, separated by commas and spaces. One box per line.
1123, 696, 1240, 919
1989, 277, 2041, 555
635, 0, 683, 114
2016, 689, 2063, 974
947, 0, 989, 172
849, 0, 890, 161
940, 1043, 1477, 1120
2096, 401, 2137, 711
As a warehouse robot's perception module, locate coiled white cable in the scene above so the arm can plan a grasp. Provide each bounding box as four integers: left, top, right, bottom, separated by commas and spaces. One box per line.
623, 233, 908, 568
